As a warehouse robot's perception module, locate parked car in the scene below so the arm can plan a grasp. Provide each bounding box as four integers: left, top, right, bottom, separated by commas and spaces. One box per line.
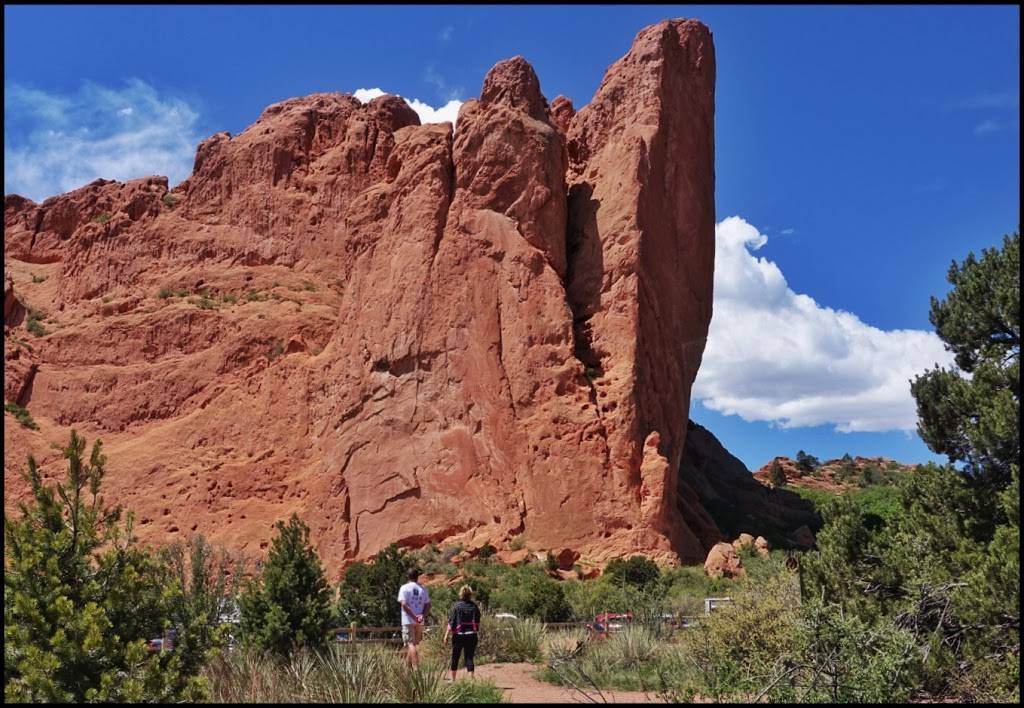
594, 612, 633, 631
493, 613, 519, 621
147, 629, 177, 652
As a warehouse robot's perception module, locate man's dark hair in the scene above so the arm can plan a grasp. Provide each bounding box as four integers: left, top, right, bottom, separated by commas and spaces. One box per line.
407, 567, 420, 581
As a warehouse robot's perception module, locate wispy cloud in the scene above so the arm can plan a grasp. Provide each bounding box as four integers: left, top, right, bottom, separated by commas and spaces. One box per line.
952, 91, 1019, 111
424, 65, 465, 102
693, 216, 955, 433
973, 120, 1000, 136
914, 177, 948, 194
780, 228, 796, 235
353, 88, 462, 127
438, 25, 454, 42
5, 79, 201, 202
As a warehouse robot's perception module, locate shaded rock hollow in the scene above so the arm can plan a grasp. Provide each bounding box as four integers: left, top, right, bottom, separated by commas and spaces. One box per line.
4, 19, 811, 574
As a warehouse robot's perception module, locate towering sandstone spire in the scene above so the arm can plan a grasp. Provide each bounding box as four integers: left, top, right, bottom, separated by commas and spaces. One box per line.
6, 20, 813, 572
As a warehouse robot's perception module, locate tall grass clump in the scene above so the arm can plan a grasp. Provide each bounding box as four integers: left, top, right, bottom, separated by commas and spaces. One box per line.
606, 624, 660, 669
204, 643, 505, 703
478, 615, 545, 663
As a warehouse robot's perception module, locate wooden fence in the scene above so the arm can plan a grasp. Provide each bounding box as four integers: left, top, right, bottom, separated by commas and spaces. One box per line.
323, 616, 703, 645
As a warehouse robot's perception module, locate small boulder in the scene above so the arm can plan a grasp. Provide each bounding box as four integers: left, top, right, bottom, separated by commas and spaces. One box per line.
496, 548, 531, 566
731, 533, 756, 550
754, 536, 770, 557
704, 542, 745, 579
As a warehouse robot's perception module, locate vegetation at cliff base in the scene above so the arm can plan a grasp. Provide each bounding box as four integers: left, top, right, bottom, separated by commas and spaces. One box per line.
3, 431, 215, 702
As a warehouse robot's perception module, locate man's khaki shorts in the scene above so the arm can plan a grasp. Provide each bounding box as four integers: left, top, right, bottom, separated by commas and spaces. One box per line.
402, 623, 423, 646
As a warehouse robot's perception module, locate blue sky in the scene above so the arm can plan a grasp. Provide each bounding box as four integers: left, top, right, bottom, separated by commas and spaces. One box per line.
4, 5, 1019, 469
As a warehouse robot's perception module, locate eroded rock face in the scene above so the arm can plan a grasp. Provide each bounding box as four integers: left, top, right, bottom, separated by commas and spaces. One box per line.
3, 19, 721, 574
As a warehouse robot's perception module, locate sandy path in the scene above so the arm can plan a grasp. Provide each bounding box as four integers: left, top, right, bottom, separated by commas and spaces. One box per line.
472, 662, 666, 704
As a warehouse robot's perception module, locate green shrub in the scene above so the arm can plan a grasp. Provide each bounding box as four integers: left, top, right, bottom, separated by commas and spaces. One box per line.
604, 556, 660, 589
31, 274, 46, 284
4, 401, 38, 430
162, 194, 179, 208
25, 309, 47, 336
190, 296, 217, 310
158, 287, 174, 299
222, 294, 238, 304
544, 551, 559, 570
654, 587, 919, 703
238, 513, 332, 658
91, 212, 112, 224
508, 535, 525, 551
489, 565, 571, 622
478, 543, 497, 560
336, 543, 415, 628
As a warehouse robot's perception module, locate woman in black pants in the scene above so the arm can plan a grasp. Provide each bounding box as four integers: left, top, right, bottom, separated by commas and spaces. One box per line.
443, 585, 482, 681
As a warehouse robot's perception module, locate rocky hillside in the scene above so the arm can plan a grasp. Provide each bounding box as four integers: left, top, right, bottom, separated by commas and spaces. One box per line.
753, 455, 919, 494
4, 19, 814, 575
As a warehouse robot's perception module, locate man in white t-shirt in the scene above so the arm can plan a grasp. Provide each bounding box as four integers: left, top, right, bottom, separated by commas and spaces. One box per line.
397, 567, 431, 666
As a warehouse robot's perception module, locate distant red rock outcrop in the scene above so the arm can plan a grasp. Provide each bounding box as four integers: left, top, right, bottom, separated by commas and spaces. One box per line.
752, 455, 918, 494
4, 19, 809, 576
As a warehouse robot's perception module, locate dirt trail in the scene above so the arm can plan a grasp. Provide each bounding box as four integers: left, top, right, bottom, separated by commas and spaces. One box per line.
471, 662, 666, 704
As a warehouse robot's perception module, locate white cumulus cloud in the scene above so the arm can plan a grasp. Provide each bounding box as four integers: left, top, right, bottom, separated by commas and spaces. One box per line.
352, 87, 462, 127
4, 79, 201, 203
692, 216, 955, 433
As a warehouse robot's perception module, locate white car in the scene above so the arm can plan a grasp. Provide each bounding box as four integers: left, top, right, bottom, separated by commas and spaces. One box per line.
493, 613, 518, 621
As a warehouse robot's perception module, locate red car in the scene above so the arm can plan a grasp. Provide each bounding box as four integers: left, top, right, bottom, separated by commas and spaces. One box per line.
588, 612, 633, 638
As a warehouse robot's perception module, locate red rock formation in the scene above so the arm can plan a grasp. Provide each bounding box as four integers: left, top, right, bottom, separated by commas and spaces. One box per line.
751, 455, 917, 494
3, 19, 724, 576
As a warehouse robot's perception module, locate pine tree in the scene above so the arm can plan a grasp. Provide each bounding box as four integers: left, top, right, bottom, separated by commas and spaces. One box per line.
4, 431, 206, 702
795, 450, 820, 476
768, 459, 787, 487
239, 513, 332, 657
911, 230, 1019, 492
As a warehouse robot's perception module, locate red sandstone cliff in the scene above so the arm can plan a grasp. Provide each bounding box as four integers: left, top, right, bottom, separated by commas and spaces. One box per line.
4, 20, 754, 574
